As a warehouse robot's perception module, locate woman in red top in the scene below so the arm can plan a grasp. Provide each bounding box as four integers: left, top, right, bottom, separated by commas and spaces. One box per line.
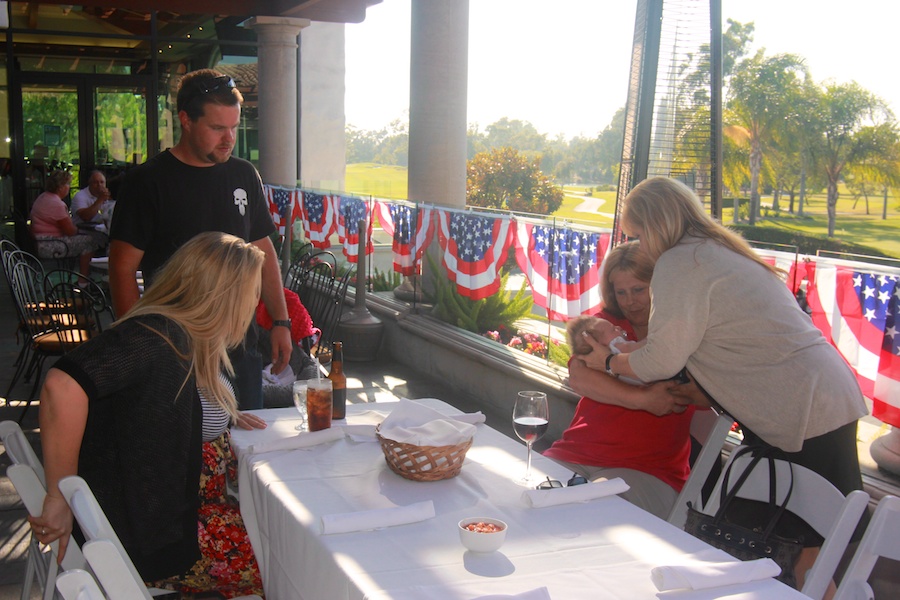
544, 241, 696, 519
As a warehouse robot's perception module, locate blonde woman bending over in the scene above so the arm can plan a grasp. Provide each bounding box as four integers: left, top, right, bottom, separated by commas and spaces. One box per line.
30, 232, 267, 595
579, 177, 868, 592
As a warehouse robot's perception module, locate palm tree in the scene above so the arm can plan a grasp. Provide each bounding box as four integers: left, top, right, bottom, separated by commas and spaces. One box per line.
807, 82, 896, 236
726, 51, 808, 225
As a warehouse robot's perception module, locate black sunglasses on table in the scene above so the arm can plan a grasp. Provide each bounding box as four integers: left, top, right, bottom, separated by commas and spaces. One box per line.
536, 473, 588, 490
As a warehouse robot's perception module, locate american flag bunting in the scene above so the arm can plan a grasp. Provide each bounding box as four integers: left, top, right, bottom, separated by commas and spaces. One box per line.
336, 195, 373, 263
806, 262, 900, 425
514, 221, 610, 321
375, 200, 435, 276
299, 191, 337, 248
436, 209, 513, 300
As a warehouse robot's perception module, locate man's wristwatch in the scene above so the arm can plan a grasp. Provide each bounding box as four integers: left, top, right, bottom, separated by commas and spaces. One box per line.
605, 354, 619, 378
272, 319, 292, 330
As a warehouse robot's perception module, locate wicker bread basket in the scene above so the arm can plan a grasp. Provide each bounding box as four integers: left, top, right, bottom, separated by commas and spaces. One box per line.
375, 424, 473, 482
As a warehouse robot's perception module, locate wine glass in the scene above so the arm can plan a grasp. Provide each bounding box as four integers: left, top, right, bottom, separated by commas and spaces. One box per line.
292, 380, 308, 431
512, 391, 549, 486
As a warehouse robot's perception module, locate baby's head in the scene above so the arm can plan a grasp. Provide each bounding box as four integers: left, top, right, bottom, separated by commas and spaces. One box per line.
566, 316, 625, 355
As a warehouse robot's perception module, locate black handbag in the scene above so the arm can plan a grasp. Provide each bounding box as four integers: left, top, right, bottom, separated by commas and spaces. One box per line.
683, 445, 804, 588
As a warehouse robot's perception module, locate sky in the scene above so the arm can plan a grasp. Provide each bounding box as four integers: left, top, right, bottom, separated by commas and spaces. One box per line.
344, 0, 900, 140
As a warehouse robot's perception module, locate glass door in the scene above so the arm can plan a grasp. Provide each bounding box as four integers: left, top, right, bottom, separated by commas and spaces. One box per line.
21, 83, 79, 206
94, 86, 148, 168
17, 76, 151, 206
93, 85, 148, 192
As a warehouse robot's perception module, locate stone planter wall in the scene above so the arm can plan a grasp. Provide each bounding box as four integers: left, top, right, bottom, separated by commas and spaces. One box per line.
351, 290, 580, 443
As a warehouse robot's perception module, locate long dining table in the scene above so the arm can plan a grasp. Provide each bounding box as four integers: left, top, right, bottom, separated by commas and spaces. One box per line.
230, 399, 807, 600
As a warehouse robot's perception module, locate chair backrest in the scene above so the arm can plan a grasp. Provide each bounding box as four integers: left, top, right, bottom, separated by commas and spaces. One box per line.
667, 411, 733, 528
58, 475, 152, 600
81, 539, 153, 600
44, 269, 114, 341
7, 464, 87, 572
55, 569, 106, 600
5, 249, 45, 282
698, 451, 870, 600
8, 258, 52, 338
833, 494, 900, 600
0, 237, 20, 268
0, 420, 45, 484
314, 265, 355, 355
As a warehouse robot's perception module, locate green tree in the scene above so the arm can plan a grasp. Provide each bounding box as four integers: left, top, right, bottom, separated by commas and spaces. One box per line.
807, 82, 896, 235
843, 129, 900, 217
346, 124, 380, 163
373, 119, 409, 166
484, 118, 546, 155
466, 147, 563, 214
726, 51, 808, 224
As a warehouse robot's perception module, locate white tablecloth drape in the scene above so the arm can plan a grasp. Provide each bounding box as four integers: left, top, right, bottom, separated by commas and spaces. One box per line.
231, 400, 805, 600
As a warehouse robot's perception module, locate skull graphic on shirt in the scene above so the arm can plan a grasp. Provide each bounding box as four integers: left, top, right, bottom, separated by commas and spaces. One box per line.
233, 188, 248, 216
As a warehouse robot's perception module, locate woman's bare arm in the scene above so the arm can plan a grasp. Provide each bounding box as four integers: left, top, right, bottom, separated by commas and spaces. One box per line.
27, 368, 89, 562
568, 358, 683, 416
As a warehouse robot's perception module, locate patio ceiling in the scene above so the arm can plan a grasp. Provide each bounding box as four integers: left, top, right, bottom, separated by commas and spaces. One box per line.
29, 0, 381, 24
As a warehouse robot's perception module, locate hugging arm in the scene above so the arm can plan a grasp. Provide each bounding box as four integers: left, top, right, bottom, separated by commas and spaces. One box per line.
568, 358, 682, 416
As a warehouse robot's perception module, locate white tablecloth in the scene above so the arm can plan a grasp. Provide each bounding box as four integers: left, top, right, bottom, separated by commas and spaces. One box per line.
231, 400, 806, 600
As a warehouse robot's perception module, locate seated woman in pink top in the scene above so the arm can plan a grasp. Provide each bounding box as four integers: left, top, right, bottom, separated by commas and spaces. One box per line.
544, 241, 696, 519
30, 170, 99, 279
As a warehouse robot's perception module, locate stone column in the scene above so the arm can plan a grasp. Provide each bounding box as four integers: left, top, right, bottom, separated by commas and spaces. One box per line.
300, 21, 347, 192
401, 1, 468, 301
407, 0, 469, 208
247, 16, 310, 188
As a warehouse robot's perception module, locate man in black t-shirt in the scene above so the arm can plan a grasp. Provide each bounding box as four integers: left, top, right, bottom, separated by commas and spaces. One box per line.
109, 69, 292, 409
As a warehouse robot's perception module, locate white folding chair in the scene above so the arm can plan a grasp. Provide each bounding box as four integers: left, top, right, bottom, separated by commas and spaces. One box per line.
695, 451, 870, 600
1, 421, 87, 600
0, 420, 45, 482
55, 569, 105, 600
667, 410, 733, 528
833, 495, 900, 600
59, 476, 262, 600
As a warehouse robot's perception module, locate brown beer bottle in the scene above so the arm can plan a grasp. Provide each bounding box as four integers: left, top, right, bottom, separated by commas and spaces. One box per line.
329, 341, 347, 419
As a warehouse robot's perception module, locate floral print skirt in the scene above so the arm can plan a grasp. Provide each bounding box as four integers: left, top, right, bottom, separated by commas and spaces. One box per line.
152, 431, 264, 599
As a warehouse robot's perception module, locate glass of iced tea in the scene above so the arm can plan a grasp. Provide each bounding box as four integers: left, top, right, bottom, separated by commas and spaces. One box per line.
306, 379, 333, 432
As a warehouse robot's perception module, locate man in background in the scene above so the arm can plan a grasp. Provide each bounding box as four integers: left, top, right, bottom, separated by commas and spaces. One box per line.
109, 69, 291, 409
71, 169, 112, 251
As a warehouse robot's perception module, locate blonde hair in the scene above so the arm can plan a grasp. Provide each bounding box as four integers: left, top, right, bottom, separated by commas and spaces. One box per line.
600, 240, 655, 319
121, 232, 265, 418
566, 315, 600, 355
621, 177, 780, 275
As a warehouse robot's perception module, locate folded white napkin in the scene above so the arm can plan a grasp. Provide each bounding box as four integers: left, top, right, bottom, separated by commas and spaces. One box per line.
522, 477, 630, 508
245, 427, 344, 455
321, 500, 435, 534
472, 587, 551, 600
341, 423, 378, 442
452, 411, 486, 425
379, 399, 476, 446
651, 558, 781, 592
261, 363, 295, 387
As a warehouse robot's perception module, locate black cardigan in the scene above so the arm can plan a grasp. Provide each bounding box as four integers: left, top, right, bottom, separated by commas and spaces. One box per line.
54, 314, 202, 581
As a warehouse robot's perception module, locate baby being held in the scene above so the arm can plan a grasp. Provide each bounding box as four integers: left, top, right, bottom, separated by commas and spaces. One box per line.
566, 315, 645, 385
566, 315, 645, 357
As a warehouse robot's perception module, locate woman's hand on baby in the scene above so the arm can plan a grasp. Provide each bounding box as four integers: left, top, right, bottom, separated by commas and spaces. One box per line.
578, 330, 611, 371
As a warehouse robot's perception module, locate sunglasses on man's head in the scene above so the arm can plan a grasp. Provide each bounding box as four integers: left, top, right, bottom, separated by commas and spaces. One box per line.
181, 75, 236, 106
535, 473, 588, 490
